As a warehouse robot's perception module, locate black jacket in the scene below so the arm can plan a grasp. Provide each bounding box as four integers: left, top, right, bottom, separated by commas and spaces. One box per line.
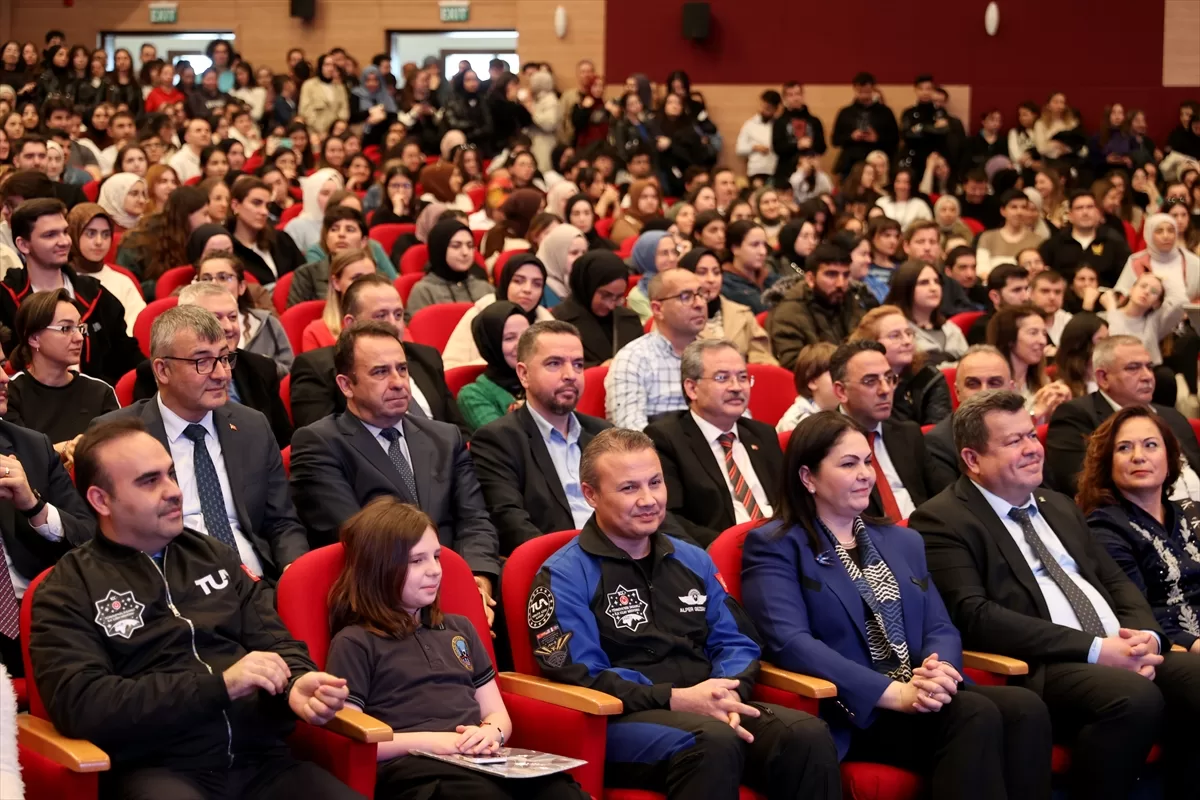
891, 366, 953, 428
288, 341, 466, 434
132, 349, 293, 448
831, 101, 900, 177
899, 101, 950, 177
924, 416, 961, 496
228, 230, 306, 288
550, 299, 644, 369
105, 78, 142, 118
645, 410, 783, 547
29, 528, 317, 771
0, 267, 141, 386
1038, 225, 1131, 286
868, 419, 936, 519
771, 106, 827, 186
441, 92, 494, 149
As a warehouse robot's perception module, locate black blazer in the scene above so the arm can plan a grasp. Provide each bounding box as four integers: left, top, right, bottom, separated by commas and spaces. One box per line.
289, 411, 500, 578
470, 405, 611, 556
289, 342, 466, 434
923, 417, 961, 496
646, 411, 783, 547
133, 349, 292, 448
909, 476, 1162, 695
0, 420, 95, 582
229, 231, 306, 287
1046, 392, 1200, 498
867, 419, 935, 519
93, 398, 308, 580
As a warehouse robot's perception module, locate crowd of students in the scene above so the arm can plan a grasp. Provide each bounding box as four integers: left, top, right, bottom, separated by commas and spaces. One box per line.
2, 26, 1200, 800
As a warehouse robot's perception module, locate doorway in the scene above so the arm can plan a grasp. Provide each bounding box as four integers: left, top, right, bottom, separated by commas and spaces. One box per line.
388, 30, 518, 80
100, 31, 235, 73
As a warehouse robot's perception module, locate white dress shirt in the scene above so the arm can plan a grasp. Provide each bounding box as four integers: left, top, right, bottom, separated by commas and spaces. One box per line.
168, 146, 201, 185
362, 418, 414, 467
2, 497, 63, 600
868, 420, 916, 519
691, 411, 773, 523
157, 396, 263, 576
1099, 391, 1200, 502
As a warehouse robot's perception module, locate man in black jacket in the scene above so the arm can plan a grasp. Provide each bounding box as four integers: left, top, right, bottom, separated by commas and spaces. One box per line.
830, 72, 899, 179
1038, 189, 1130, 285
770, 82, 826, 189
899, 75, 949, 181
647, 339, 782, 547
289, 274, 465, 432
925, 345, 1013, 493
29, 418, 357, 799
1, 198, 141, 386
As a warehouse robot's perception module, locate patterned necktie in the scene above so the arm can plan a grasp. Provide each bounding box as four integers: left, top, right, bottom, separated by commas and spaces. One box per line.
1008, 506, 1107, 637
0, 523, 19, 638
182, 424, 239, 552
379, 427, 420, 504
866, 431, 903, 522
717, 432, 763, 521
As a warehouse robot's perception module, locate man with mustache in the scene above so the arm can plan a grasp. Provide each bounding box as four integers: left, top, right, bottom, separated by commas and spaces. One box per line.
767, 242, 865, 370
646, 339, 782, 547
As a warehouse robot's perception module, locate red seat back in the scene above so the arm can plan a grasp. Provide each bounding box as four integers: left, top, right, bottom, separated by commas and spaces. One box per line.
115, 369, 137, 407
1190, 419, 1200, 444
395, 273, 423, 305
708, 521, 768, 604
444, 364, 487, 398
398, 243, 429, 276
777, 429, 791, 453
280, 373, 292, 424
81, 181, 99, 202
276, 203, 304, 230
941, 366, 958, 409
1036, 423, 1048, 447
407, 302, 473, 351
133, 297, 179, 357
466, 185, 485, 212
501, 530, 580, 676
281, 445, 291, 477
576, 365, 608, 418
154, 265, 194, 301
947, 311, 983, 337
273, 271, 296, 314
279, 300, 326, 354
106, 229, 123, 264
961, 217, 985, 236
747, 364, 798, 427
472, 229, 486, 249
491, 249, 525, 284
755, 310, 768, 328
20, 568, 53, 719
615, 237, 637, 259
625, 274, 640, 297
368, 223, 416, 256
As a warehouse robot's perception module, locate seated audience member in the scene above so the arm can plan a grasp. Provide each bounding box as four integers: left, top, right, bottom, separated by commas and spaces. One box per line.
443, 254, 554, 370
300, 249, 377, 351
975, 190, 1047, 279
66, 204, 145, 336
1082, 406, 1200, 652
1054, 313, 1109, 398
850, 305, 952, 427
132, 282, 292, 448
551, 250, 643, 368
2, 198, 141, 385
885, 260, 968, 368
862, 216, 903, 303
480, 189, 544, 262
1039, 189, 1131, 287
1099, 272, 1186, 402
116, 185, 209, 289
680, 247, 777, 365
565, 193, 617, 252
471, 321, 611, 555
457, 302, 530, 430
228, 177, 307, 287
743, 411, 1052, 797
527, 428, 841, 800
609, 178, 660, 244
1063, 263, 1104, 314
988, 304, 1073, 422
97, 172, 149, 235
94, 305, 307, 580
536, 222, 588, 308
7, 289, 118, 460
966, 262, 1031, 345
1114, 212, 1200, 302
289, 321, 500, 617
301, 192, 396, 280
325, 498, 589, 800
943, 245, 987, 310
768, 243, 864, 369
406, 219, 493, 321
909, 390, 1200, 800
283, 167, 344, 254
1031, 270, 1072, 348
605, 269, 706, 430
289, 274, 465, 430
646, 339, 783, 547
288, 206, 377, 307
721, 220, 777, 315
958, 169, 1002, 230
1048, 335, 1200, 499
874, 168, 933, 229
832, 340, 935, 521
194, 250, 294, 374
29, 418, 356, 800
626, 230, 680, 324
777, 342, 839, 432
925, 345, 1014, 493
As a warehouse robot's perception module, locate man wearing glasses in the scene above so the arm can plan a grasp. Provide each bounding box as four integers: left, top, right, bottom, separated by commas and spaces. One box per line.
646, 339, 782, 547
94, 305, 308, 581
606, 269, 707, 430
830, 339, 936, 522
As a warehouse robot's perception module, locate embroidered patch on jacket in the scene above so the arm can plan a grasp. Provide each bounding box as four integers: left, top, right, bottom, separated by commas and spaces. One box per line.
93, 589, 146, 639
534, 630, 574, 669
678, 588, 707, 612
605, 585, 649, 632
451, 635, 473, 670
527, 585, 555, 629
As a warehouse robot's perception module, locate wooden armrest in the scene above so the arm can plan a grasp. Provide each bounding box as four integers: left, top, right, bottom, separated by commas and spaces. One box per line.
962, 650, 1029, 676
1171, 644, 1187, 653
758, 663, 838, 699
321, 707, 392, 744
497, 672, 623, 715
17, 715, 110, 772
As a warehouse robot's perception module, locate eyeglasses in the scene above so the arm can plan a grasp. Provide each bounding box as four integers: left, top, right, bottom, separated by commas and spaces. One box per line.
656, 290, 703, 305
698, 372, 755, 387
855, 372, 899, 389
160, 353, 237, 375
595, 289, 626, 305
43, 323, 87, 336
880, 328, 915, 343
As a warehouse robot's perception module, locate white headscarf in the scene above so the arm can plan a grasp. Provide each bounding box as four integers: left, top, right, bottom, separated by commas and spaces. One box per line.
1145, 213, 1181, 264
97, 173, 145, 231
299, 168, 344, 221
537, 223, 586, 300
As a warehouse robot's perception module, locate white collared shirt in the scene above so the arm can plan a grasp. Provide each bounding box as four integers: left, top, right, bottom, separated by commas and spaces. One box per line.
691, 411, 773, 524
866, 419, 916, 519
156, 396, 263, 576
0, 437, 64, 598
361, 417, 414, 467
1098, 391, 1200, 502
168, 146, 201, 184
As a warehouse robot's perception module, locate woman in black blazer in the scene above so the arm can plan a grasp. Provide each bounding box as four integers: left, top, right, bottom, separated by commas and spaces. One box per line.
550, 250, 642, 368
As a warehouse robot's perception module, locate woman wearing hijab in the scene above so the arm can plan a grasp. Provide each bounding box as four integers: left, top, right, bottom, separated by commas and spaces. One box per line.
418, 161, 473, 213
67, 204, 146, 335
545, 181, 580, 219
680, 247, 777, 365
283, 167, 344, 253
610, 178, 663, 244
186, 223, 275, 312
565, 193, 617, 251
298, 53, 349, 137
537, 223, 588, 308
456, 301, 531, 430
407, 219, 493, 320
350, 65, 396, 128
33, 44, 69, 108
443, 253, 555, 369
481, 188, 544, 261
1115, 212, 1200, 301
96, 172, 149, 234
442, 69, 494, 151
552, 250, 641, 367
626, 230, 679, 323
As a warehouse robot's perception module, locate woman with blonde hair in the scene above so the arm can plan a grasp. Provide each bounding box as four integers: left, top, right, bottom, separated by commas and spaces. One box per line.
300, 247, 377, 351
144, 163, 179, 214
1034, 91, 1081, 160
850, 304, 952, 426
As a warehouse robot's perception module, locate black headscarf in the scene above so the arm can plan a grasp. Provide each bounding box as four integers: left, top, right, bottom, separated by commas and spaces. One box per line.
497, 253, 547, 323
187, 224, 234, 265
679, 246, 722, 319
471, 300, 525, 395
426, 219, 474, 284
566, 194, 617, 251
565, 251, 630, 365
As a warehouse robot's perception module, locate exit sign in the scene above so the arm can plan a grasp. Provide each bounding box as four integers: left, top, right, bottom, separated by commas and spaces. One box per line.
439, 2, 470, 22
149, 2, 178, 23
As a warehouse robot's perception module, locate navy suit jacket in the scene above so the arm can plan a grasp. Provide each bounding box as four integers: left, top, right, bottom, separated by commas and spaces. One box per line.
741, 519, 962, 759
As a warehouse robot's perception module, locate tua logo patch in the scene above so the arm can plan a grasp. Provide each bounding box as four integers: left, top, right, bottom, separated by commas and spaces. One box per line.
194, 569, 230, 596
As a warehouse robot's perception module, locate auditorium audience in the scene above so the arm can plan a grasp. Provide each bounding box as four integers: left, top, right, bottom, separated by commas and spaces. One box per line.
444, 254, 553, 370
300, 248, 377, 352
988, 304, 1072, 422
679, 246, 776, 364
65, 203, 145, 335
116, 184, 208, 286
456, 301, 530, 430
1039, 190, 1131, 287
1115, 211, 1200, 301
967, 263, 1031, 343
283, 167, 344, 254
626, 230, 679, 323
1031, 270, 1073, 348
406, 219, 493, 320
776, 342, 839, 432
550, 250, 642, 368
721, 220, 775, 314
850, 305, 952, 427
884, 260, 968, 367
924, 345, 1014, 492
228, 176, 306, 286
975, 190, 1047, 279
196, 250, 293, 372
1054, 312, 1108, 397
768, 243, 863, 369
536, 222, 587, 308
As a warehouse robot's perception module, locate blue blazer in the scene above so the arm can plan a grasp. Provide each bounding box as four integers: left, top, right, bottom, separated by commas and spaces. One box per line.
741, 519, 962, 759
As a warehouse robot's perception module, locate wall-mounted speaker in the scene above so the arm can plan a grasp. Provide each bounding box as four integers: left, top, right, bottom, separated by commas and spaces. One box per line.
682, 2, 711, 41
291, 0, 315, 21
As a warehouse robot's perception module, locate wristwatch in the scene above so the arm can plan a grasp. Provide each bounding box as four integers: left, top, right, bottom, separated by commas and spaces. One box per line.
19, 489, 46, 519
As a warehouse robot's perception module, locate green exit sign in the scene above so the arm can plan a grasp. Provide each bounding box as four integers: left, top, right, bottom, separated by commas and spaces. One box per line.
149, 3, 178, 23
439, 2, 470, 22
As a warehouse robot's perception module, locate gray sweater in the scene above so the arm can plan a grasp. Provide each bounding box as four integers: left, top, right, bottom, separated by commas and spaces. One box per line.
242, 309, 294, 376
405, 273, 494, 322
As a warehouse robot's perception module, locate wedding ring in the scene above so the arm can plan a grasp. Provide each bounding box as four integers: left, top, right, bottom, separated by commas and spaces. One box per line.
4, 467, 9, 476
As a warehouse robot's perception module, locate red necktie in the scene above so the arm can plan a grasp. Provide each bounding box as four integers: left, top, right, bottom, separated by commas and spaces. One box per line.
867, 431, 903, 522
0, 534, 20, 639
718, 432, 763, 522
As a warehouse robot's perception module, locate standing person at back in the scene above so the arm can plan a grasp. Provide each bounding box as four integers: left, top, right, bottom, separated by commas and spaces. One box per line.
831, 72, 900, 180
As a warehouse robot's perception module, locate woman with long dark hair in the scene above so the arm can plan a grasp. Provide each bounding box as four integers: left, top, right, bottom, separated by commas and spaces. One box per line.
105, 48, 141, 116
650, 92, 708, 197
564, 194, 616, 251
116, 184, 209, 286
442, 69, 494, 151
229, 176, 306, 285
884, 261, 967, 367
1053, 313, 1108, 398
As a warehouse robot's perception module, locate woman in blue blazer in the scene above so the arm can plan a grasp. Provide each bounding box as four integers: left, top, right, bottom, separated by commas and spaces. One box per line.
741, 411, 1051, 800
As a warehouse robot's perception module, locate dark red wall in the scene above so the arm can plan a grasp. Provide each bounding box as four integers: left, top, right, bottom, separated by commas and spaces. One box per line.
605, 0, 1199, 140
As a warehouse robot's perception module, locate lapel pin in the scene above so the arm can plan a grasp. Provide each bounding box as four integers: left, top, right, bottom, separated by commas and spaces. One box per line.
229, 423, 238, 432
750, 444, 759, 451
1038, 495, 1045, 502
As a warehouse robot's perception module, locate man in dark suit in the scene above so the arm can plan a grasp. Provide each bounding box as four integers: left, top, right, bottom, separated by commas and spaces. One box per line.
646, 339, 782, 547
132, 283, 292, 447
1047, 335, 1200, 498
289, 321, 501, 619
925, 344, 1013, 493
94, 305, 308, 581
471, 320, 610, 556
0, 345, 96, 674
832, 340, 934, 521
289, 274, 465, 432
910, 390, 1200, 800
